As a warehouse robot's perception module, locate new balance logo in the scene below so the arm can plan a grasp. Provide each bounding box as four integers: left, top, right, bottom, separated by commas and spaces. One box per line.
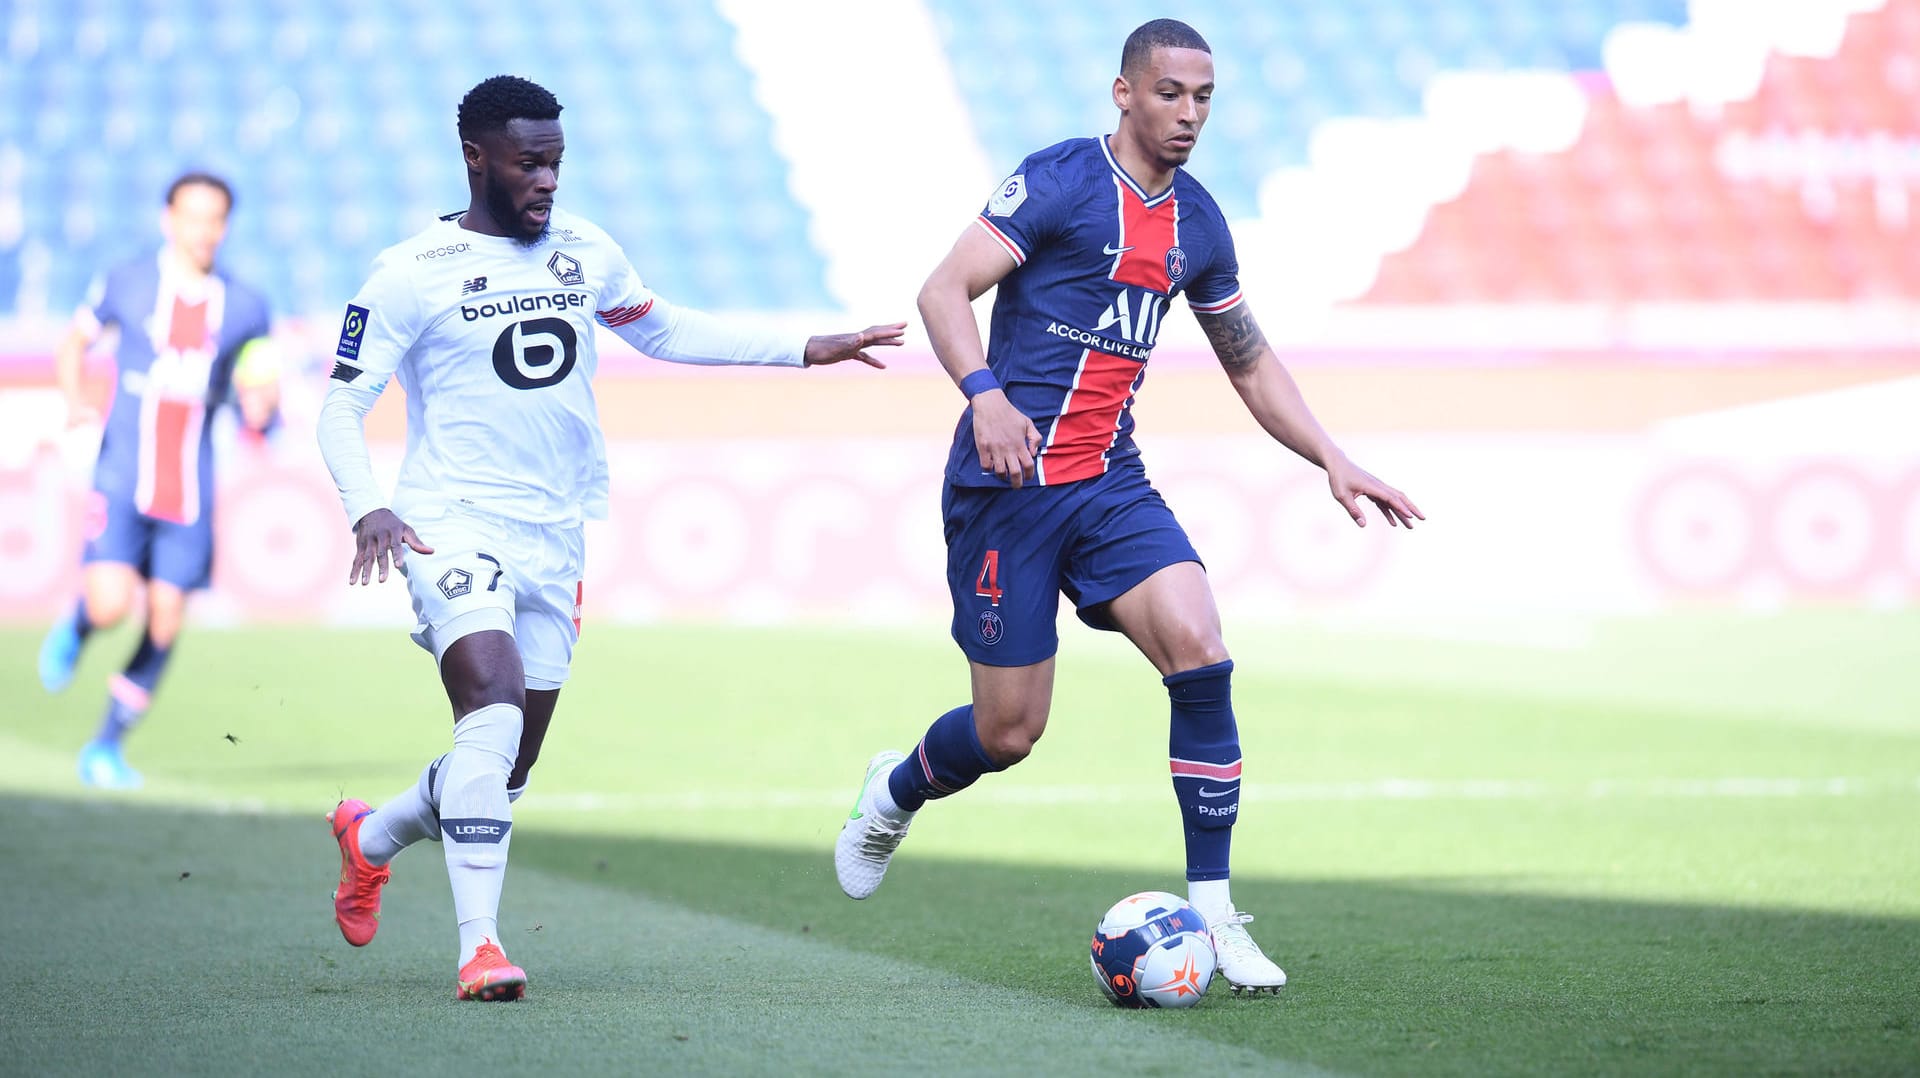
461, 276, 489, 295
330, 362, 363, 383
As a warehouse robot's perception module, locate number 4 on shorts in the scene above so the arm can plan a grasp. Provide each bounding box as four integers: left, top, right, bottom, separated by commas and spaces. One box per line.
975, 549, 1003, 607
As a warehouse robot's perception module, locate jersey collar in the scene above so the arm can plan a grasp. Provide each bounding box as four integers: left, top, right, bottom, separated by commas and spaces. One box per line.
1100, 135, 1177, 208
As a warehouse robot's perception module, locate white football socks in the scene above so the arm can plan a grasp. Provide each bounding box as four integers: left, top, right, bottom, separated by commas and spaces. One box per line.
869, 774, 909, 821
440, 702, 523, 966
1189, 878, 1232, 925
358, 756, 531, 867
357, 753, 449, 866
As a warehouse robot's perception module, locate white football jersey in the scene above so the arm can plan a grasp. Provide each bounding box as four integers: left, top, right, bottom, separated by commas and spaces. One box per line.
322, 208, 802, 526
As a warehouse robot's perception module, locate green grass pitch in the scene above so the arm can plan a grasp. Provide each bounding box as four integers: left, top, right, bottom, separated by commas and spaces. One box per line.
2, 613, 1917, 1076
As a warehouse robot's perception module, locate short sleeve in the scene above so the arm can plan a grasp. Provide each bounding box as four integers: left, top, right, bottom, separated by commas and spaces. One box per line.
972, 155, 1070, 267
328, 254, 421, 390
1183, 209, 1244, 316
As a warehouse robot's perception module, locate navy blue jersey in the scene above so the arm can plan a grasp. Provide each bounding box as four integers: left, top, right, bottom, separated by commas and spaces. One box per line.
949, 137, 1244, 487
83, 253, 271, 525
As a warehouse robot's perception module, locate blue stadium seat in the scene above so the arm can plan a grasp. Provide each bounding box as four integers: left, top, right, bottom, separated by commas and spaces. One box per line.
4, 0, 831, 316
923, 0, 1693, 219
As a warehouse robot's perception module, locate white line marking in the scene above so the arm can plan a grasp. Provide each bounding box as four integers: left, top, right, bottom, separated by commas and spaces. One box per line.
526, 776, 1920, 814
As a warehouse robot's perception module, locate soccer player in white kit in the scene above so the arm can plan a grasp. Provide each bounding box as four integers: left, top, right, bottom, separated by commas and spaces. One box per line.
315, 75, 903, 1001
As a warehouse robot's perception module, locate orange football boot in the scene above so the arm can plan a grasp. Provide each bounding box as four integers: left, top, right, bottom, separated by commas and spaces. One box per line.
327, 799, 391, 947
456, 940, 528, 1002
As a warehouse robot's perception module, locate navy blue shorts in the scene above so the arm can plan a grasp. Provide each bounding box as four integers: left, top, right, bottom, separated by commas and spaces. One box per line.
83, 491, 215, 591
943, 460, 1200, 666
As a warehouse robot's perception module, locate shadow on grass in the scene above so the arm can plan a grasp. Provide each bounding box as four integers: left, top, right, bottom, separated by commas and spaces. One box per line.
517, 825, 1920, 1077
5, 794, 1915, 1077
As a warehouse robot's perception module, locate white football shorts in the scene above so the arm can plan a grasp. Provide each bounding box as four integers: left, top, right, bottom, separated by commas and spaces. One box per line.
398, 502, 585, 689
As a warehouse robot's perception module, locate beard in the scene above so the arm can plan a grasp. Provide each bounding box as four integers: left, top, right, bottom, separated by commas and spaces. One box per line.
483, 172, 549, 246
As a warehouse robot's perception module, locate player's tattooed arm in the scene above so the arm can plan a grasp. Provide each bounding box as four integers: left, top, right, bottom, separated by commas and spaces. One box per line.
1197, 304, 1268, 375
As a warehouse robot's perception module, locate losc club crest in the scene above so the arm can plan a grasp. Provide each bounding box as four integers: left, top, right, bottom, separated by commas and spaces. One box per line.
547, 251, 584, 286
1165, 246, 1187, 284
978, 609, 1004, 646
437, 567, 473, 600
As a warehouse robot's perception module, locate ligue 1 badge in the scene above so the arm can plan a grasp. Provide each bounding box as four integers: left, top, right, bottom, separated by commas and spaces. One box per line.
987, 174, 1027, 217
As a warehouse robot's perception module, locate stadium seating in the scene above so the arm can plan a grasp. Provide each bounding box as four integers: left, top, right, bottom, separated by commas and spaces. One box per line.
7, 1, 1911, 315
922, 0, 1688, 219
0, 0, 833, 316
1366, 1, 1920, 302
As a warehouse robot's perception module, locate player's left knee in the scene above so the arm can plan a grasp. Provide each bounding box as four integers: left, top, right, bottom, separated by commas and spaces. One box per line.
1166, 641, 1231, 677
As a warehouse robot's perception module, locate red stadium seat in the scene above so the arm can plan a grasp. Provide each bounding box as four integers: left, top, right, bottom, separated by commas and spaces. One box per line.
1362, 0, 1920, 304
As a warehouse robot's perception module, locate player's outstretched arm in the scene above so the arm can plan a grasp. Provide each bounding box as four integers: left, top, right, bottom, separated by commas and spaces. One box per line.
803, 323, 906, 368
920, 225, 1042, 487
1197, 302, 1424, 529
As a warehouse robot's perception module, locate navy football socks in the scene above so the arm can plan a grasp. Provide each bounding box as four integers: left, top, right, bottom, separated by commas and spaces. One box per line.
93, 628, 172, 746
888, 705, 1003, 812
1166, 659, 1241, 882
69, 596, 96, 645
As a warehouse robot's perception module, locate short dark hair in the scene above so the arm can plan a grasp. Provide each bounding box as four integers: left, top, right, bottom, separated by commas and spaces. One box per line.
1120, 19, 1211, 77
166, 171, 233, 211
457, 75, 563, 141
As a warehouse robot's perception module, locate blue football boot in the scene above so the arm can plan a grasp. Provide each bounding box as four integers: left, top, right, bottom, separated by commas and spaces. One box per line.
38, 617, 83, 693
77, 740, 143, 790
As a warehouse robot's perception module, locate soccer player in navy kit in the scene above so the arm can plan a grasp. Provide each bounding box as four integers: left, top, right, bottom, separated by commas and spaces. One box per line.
836, 20, 1423, 993
37, 172, 277, 789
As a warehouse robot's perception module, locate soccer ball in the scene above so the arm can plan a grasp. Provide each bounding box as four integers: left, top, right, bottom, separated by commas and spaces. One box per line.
1089, 890, 1216, 1008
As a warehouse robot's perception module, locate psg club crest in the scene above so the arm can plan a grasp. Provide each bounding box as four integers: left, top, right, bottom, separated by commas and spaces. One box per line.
978, 609, 1004, 646
1165, 246, 1187, 284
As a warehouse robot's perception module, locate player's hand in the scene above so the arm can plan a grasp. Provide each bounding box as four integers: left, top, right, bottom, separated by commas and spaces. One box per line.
972, 390, 1043, 488
350, 508, 435, 585
1326, 454, 1424, 529
802, 322, 906, 368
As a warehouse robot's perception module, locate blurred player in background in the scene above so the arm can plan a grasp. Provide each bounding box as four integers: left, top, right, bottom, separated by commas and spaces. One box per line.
318, 75, 902, 1002
835, 20, 1422, 993
37, 172, 278, 790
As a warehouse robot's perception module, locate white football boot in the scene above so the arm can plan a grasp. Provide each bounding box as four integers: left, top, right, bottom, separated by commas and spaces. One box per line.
1209, 906, 1288, 993
835, 750, 913, 899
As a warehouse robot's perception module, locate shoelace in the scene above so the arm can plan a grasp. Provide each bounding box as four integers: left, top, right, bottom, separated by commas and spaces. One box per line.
349, 860, 391, 901
1211, 909, 1261, 959
856, 814, 911, 863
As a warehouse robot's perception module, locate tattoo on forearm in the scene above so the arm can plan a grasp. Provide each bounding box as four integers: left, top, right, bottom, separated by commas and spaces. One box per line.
1200, 305, 1267, 372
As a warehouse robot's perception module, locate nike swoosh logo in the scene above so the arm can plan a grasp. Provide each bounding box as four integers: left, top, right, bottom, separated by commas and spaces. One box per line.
1197, 786, 1237, 798
1102, 243, 1134, 256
